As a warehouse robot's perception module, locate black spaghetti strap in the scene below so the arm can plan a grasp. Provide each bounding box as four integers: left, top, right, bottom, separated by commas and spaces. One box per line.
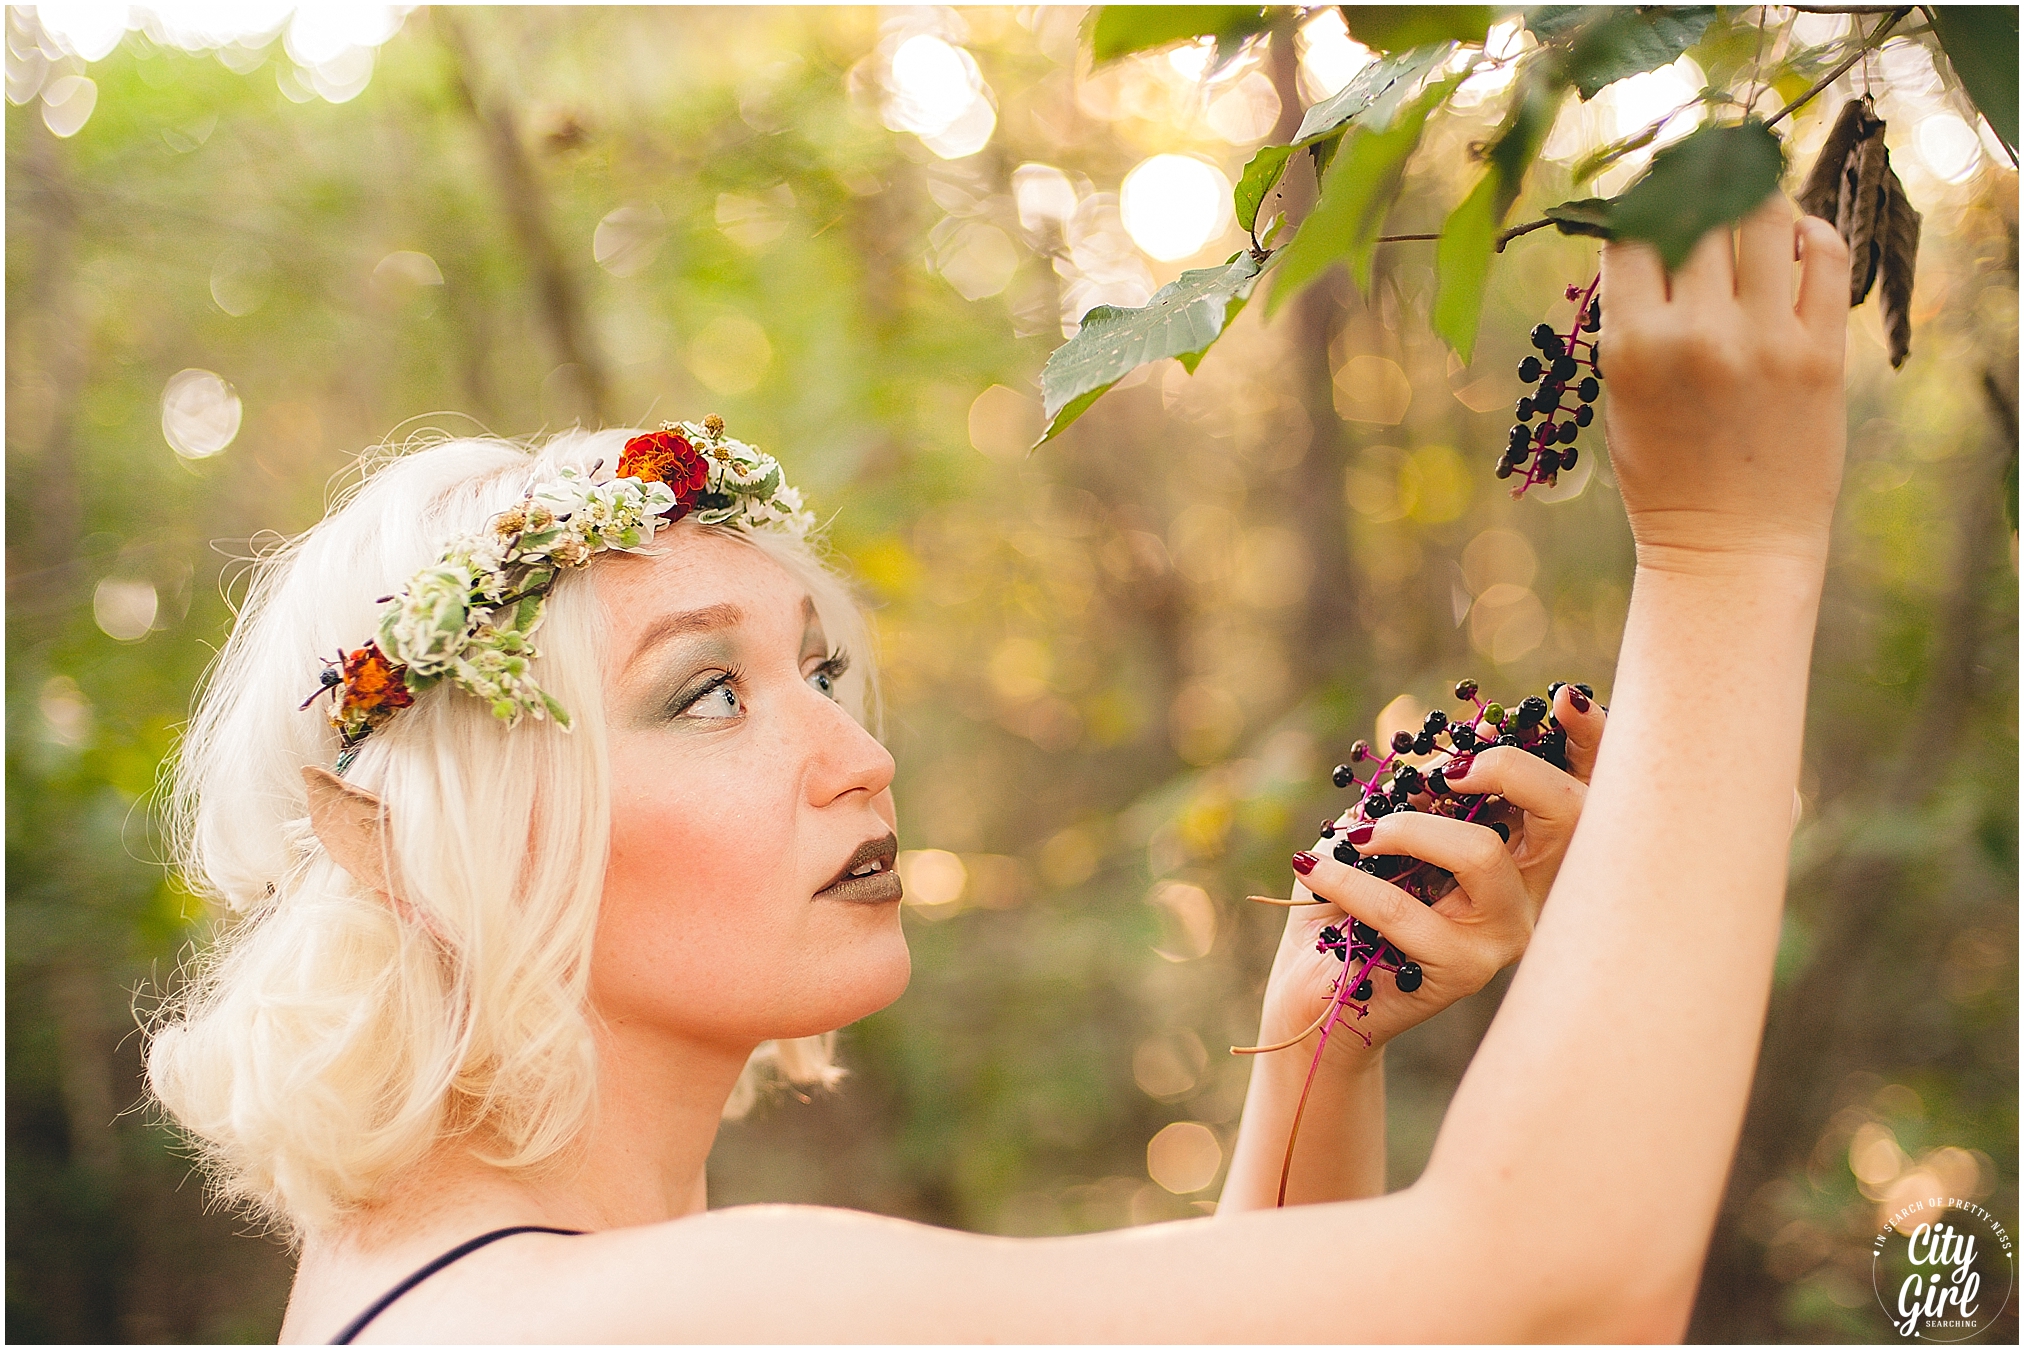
330, 1224, 585, 1344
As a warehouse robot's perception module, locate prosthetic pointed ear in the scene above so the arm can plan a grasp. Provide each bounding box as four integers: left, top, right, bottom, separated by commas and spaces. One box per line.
302, 765, 397, 899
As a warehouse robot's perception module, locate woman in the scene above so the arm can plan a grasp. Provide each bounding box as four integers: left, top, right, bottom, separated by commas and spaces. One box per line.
149, 195, 1850, 1341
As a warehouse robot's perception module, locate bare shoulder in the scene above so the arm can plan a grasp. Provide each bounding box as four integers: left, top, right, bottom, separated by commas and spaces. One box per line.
348, 1187, 1533, 1343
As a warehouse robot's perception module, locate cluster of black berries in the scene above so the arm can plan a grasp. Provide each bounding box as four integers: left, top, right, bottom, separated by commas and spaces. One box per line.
1315, 678, 1593, 1001
1501, 277, 1602, 497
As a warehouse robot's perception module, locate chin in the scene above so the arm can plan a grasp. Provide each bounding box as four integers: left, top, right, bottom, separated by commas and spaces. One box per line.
774, 913, 911, 1038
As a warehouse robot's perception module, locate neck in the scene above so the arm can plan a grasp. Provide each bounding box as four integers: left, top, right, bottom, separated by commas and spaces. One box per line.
322, 1024, 755, 1253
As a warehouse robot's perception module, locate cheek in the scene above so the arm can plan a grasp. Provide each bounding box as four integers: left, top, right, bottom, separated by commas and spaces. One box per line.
593, 737, 802, 1023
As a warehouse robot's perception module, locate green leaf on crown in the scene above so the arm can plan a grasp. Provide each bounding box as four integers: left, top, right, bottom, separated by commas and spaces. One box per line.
1036, 252, 1266, 446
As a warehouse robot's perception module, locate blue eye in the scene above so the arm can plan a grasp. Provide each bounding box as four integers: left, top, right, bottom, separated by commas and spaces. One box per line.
682, 677, 743, 720
807, 651, 849, 701
808, 669, 836, 699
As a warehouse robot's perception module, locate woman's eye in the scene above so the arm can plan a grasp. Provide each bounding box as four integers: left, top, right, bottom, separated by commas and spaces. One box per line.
682, 679, 743, 720
808, 669, 837, 699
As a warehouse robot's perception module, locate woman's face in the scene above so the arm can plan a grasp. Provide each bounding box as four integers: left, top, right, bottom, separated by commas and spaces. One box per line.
590, 525, 908, 1052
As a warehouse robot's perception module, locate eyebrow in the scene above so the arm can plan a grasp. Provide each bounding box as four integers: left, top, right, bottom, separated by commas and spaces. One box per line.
628, 602, 745, 667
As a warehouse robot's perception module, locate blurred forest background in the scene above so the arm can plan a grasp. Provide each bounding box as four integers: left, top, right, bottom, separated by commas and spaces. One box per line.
5, 4, 2015, 1342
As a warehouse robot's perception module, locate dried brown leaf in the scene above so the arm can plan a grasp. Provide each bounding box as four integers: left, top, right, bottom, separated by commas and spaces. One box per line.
1796, 98, 1873, 223
1840, 117, 1890, 305
1878, 163, 1921, 368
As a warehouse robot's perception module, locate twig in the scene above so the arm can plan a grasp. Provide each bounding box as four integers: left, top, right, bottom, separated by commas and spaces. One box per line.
1764, 6, 1912, 129
1230, 1003, 1335, 1055
1246, 893, 1331, 907
1373, 216, 1558, 251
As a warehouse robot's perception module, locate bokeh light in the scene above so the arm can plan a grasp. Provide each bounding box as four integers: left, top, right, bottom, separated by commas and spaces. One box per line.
1120, 154, 1232, 261
159, 368, 242, 459
1146, 1121, 1223, 1194
92, 578, 158, 642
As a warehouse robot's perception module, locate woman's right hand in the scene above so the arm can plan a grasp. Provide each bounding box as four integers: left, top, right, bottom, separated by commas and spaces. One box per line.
1600, 192, 1850, 570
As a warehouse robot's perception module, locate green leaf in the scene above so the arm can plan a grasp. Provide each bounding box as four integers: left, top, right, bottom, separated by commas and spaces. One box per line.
1234, 144, 1295, 234
1560, 6, 1716, 100
1522, 6, 1591, 43
1607, 119, 1785, 270
1266, 77, 1459, 313
1542, 196, 1614, 238
1432, 173, 1500, 362
1037, 254, 1266, 443
1084, 6, 1272, 67
1429, 61, 1562, 360
1930, 6, 2018, 155
1338, 5, 1493, 52
1291, 43, 1451, 144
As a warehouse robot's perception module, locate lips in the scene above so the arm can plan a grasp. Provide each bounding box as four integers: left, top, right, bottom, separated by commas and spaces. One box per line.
814, 833, 902, 904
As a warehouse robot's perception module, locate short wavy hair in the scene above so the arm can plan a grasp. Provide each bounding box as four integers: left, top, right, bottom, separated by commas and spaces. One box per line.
145, 429, 873, 1236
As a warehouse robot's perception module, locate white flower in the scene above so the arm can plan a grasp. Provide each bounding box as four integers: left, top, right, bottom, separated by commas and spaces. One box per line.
380, 562, 476, 676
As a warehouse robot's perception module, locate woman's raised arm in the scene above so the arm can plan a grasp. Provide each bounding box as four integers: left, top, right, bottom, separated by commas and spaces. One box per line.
335, 194, 1852, 1345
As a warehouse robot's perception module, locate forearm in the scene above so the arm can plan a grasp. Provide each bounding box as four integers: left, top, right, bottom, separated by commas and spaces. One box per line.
1423, 553, 1825, 1332
1220, 1041, 1385, 1212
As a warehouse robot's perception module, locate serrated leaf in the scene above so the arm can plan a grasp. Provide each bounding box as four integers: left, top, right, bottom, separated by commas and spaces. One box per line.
1291, 43, 1449, 144
1085, 6, 1272, 66
1608, 119, 1785, 271
1267, 77, 1459, 312
1339, 5, 1493, 52
1929, 6, 2018, 155
1432, 172, 1500, 362
1543, 196, 1614, 238
1234, 144, 1295, 234
1561, 6, 1716, 100
1037, 254, 1266, 443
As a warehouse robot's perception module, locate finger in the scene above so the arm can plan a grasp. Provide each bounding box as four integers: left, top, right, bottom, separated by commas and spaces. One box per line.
1292, 853, 1461, 963
1601, 236, 1667, 313
1551, 684, 1606, 783
1795, 212, 1853, 338
1348, 813, 1532, 928
1439, 745, 1584, 831
1671, 221, 1737, 307
1735, 192, 1798, 317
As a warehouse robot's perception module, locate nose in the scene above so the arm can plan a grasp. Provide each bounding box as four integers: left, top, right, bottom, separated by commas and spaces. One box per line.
801, 683, 895, 809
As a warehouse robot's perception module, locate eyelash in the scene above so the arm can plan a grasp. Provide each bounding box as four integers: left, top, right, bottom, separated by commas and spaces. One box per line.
669, 650, 848, 720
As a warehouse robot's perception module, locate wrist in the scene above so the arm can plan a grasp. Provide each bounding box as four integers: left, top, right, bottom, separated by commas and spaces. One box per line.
1627, 514, 1833, 583
1255, 1032, 1386, 1084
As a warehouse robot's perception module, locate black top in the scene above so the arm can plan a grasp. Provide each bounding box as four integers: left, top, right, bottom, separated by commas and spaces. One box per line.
330, 1224, 586, 1344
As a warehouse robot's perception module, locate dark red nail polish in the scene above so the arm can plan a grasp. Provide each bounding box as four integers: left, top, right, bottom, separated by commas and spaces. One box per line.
1345, 823, 1376, 847
1446, 753, 1474, 779
1568, 686, 1591, 713
1291, 851, 1319, 875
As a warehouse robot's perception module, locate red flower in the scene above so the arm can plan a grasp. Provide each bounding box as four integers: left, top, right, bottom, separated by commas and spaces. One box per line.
618, 429, 710, 519
338, 643, 414, 721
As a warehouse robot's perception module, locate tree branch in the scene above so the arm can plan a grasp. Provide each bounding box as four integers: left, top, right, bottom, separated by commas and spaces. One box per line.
1764, 6, 1912, 129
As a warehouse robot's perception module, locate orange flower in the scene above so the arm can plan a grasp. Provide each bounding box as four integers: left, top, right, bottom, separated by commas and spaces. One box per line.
338, 643, 415, 720
618, 429, 709, 519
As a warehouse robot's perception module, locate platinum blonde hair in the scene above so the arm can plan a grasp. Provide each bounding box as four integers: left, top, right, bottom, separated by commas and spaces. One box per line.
145, 429, 872, 1236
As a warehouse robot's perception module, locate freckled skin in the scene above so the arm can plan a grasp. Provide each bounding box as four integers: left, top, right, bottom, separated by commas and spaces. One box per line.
590, 525, 909, 1050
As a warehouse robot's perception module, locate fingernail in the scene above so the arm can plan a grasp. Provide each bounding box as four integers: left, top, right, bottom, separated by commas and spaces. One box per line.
1345, 823, 1376, 847
1446, 753, 1474, 779
1568, 687, 1591, 713
1291, 851, 1318, 875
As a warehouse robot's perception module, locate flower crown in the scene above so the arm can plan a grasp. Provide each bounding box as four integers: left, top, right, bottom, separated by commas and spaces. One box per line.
304, 417, 814, 771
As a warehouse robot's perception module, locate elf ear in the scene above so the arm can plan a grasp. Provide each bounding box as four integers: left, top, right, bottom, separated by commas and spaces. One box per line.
302, 765, 397, 899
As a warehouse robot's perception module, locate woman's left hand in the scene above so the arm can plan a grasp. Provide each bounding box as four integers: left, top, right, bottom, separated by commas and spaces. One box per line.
1252, 687, 1606, 1064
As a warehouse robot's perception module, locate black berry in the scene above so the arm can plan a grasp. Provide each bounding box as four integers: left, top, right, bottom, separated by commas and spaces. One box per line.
1551, 354, 1577, 382
1574, 403, 1593, 427
1424, 709, 1449, 732
1529, 322, 1555, 350
1454, 679, 1478, 701
1390, 730, 1415, 754
1334, 840, 1359, 865
1578, 376, 1600, 402
1561, 445, 1579, 470
1518, 355, 1543, 382
1352, 977, 1375, 1001
1350, 739, 1370, 762
1490, 820, 1510, 842
1395, 961, 1424, 993
1351, 919, 1379, 945
1332, 764, 1355, 788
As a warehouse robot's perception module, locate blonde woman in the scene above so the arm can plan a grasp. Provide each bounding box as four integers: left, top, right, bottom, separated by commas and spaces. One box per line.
148, 195, 1849, 1341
